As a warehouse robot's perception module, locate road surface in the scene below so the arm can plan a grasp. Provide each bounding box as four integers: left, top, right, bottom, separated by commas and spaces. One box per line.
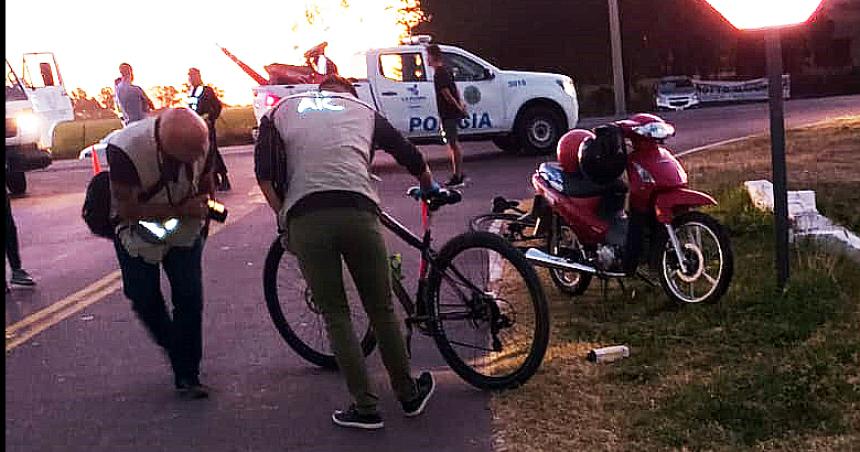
6, 95, 859, 451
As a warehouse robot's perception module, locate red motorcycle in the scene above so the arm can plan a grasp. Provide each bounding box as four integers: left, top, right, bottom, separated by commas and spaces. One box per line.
472, 114, 733, 305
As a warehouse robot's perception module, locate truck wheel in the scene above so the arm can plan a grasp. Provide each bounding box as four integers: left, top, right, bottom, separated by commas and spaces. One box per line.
492, 136, 521, 154
516, 106, 563, 155
6, 171, 27, 195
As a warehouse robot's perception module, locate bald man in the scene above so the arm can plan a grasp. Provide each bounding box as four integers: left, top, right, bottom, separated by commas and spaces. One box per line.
107, 108, 215, 399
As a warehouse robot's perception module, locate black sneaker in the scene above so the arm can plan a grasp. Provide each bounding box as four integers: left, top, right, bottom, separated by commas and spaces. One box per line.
176, 379, 210, 400
401, 371, 435, 417
10, 269, 35, 287
444, 174, 467, 188
332, 405, 384, 430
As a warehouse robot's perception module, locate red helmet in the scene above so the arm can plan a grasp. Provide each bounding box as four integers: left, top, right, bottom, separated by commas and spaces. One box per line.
556, 129, 595, 173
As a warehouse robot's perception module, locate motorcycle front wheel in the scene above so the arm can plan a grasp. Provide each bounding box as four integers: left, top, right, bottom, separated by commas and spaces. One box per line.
654, 212, 733, 305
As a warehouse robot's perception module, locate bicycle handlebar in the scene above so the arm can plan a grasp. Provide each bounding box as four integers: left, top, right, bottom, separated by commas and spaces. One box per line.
407, 186, 462, 211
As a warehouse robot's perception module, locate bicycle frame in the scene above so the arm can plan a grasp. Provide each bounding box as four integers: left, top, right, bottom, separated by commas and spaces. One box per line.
378, 202, 489, 348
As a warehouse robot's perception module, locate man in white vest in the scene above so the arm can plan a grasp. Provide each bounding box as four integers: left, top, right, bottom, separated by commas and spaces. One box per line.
106, 107, 214, 399
255, 75, 443, 429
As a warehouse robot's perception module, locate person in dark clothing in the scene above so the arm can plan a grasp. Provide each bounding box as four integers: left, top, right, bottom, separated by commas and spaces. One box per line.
5, 190, 35, 291
107, 108, 215, 399
427, 44, 468, 188
187, 68, 230, 192
255, 74, 441, 430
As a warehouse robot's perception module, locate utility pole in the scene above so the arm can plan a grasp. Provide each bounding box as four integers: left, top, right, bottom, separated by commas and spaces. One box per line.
608, 0, 626, 116
766, 30, 790, 289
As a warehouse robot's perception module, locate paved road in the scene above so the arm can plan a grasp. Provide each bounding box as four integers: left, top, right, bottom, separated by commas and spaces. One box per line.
6, 96, 859, 451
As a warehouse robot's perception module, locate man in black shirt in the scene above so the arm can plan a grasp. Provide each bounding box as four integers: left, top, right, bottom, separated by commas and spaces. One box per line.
427, 44, 468, 188
187, 68, 229, 191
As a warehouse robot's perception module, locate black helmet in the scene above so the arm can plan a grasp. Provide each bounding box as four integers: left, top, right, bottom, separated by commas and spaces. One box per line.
579, 124, 627, 185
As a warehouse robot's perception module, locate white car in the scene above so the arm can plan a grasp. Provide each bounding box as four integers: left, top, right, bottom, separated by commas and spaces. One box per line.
655, 76, 700, 111
250, 36, 579, 155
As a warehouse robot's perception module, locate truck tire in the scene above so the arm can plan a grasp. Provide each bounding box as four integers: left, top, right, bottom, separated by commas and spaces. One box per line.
6, 171, 27, 195
492, 135, 521, 154
516, 106, 563, 155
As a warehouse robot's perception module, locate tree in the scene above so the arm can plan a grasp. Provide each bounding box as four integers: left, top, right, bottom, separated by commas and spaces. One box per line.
70, 87, 117, 119
149, 85, 182, 109
97, 86, 116, 111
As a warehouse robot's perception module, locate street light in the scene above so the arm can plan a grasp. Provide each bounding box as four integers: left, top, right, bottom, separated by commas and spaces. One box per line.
702, 0, 825, 290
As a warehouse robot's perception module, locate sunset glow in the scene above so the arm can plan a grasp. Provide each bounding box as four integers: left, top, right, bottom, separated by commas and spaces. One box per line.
704, 0, 824, 30
4, 0, 425, 106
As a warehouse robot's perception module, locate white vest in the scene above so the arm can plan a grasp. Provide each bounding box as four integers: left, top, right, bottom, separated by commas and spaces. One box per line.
107, 117, 206, 263
267, 91, 380, 227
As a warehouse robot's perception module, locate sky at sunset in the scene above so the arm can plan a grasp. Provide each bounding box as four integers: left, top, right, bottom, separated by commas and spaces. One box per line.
5, 0, 422, 106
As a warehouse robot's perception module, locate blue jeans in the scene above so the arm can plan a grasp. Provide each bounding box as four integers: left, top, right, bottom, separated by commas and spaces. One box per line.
114, 237, 204, 386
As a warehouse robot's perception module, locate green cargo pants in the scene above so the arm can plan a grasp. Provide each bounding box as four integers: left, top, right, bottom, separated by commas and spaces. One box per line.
287, 208, 417, 415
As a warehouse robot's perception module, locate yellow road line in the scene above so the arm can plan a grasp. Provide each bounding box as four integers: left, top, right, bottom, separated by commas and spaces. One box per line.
5, 202, 263, 353
6, 271, 122, 336
6, 276, 124, 351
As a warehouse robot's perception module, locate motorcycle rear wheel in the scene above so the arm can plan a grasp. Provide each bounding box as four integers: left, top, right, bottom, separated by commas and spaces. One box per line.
547, 215, 592, 296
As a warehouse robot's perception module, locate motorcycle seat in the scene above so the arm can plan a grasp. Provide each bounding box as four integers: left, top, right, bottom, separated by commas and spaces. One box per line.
538, 162, 627, 198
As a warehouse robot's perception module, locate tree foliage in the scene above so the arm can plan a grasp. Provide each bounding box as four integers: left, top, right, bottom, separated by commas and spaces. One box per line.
70, 87, 118, 120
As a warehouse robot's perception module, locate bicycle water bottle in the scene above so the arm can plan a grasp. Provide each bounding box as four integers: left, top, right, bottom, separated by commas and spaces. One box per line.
389, 254, 403, 281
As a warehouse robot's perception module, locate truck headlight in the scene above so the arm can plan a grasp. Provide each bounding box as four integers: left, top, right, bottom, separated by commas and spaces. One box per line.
15, 111, 40, 135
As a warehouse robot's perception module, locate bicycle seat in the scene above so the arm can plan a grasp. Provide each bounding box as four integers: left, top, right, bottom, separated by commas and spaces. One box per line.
538, 162, 627, 198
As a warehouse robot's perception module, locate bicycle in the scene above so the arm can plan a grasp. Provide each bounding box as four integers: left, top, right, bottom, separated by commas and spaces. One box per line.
263, 188, 550, 390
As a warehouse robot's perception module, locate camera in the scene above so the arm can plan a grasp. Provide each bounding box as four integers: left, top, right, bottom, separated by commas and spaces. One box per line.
207, 199, 228, 223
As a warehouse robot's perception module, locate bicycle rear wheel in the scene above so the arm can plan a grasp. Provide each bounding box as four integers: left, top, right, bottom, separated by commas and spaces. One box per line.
428, 231, 549, 390
263, 238, 377, 370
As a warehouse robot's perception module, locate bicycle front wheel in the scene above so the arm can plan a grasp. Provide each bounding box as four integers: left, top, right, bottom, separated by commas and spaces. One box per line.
263, 237, 377, 370
428, 231, 549, 390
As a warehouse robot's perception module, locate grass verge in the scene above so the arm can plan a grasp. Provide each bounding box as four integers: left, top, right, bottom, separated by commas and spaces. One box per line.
50, 106, 256, 159
490, 117, 860, 451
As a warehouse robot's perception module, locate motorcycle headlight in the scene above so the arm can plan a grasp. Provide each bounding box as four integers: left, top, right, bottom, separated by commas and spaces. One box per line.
632, 122, 675, 140
15, 111, 40, 135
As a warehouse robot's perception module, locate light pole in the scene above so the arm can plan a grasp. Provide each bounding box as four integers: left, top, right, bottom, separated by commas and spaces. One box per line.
702, 0, 825, 290
608, 0, 626, 116
765, 30, 790, 288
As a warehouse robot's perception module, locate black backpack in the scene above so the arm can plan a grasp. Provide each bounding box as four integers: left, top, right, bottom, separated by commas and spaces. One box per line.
82, 170, 167, 240
82, 171, 118, 239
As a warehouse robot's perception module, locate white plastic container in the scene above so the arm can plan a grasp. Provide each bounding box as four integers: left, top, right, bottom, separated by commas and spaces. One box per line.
587, 345, 630, 363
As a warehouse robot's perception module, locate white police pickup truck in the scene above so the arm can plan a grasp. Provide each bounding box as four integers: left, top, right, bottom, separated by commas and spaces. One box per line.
251, 36, 579, 155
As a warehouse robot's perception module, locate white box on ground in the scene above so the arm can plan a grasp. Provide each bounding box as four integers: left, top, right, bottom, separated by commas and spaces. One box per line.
743, 180, 818, 218
744, 179, 860, 262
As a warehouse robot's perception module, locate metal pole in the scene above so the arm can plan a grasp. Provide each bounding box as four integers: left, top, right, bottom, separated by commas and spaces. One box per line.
608, 0, 626, 116
765, 29, 790, 289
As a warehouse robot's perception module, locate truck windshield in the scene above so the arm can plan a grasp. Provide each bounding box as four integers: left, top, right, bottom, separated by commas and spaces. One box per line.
6, 60, 28, 101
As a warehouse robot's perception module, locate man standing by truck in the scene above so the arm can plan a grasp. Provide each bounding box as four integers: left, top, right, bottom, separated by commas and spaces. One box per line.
427, 44, 468, 188
187, 68, 230, 191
